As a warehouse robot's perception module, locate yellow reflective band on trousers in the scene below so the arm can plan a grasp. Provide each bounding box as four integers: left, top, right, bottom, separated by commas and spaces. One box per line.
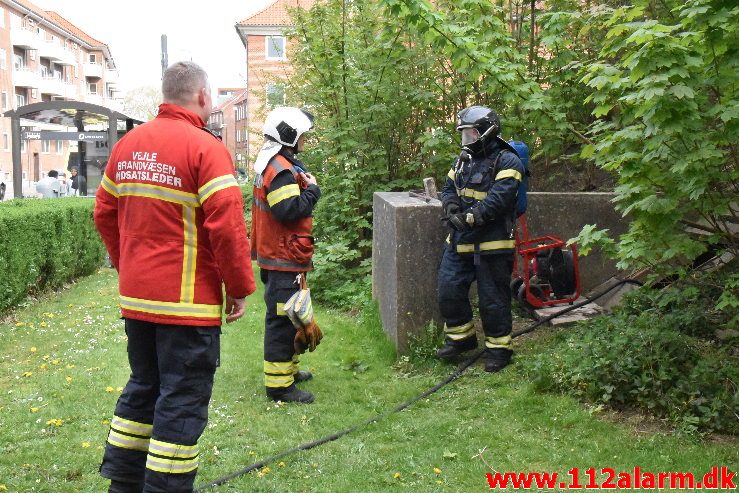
264, 360, 295, 388
120, 296, 221, 319
198, 174, 239, 203
267, 183, 300, 207
276, 302, 286, 316
456, 240, 516, 253
107, 415, 152, 452
180, 206, 197, 303
146, 438, 199, 474
447, 168, 455, 180
148, 438, 199, 459
444, 321, 474, 340
495, 169, 522, 181
485, 335, 512, 349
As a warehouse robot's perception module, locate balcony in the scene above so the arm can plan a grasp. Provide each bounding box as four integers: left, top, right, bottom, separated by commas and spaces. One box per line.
11, 27, 40, 50
104, 68, 118, 83
39, 41, 76, 65
85, 93, 104, 107
65, 83, 79, 100
38, 76, 65, 97
83, 62, 103, 79
12, 67, 38, 88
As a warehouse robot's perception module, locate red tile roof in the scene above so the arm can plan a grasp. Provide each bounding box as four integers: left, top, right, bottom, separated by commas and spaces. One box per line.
10, 0, 107, 47
44, 11, 106, 47
237, 0, 316, 27
213, 88, 248, 112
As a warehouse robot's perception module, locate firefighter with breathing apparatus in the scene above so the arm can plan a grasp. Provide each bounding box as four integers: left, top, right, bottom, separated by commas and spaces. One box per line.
437, 105, 525, 372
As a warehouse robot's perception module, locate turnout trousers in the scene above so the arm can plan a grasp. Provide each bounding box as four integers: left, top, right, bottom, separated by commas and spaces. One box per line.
437, 246, 514, 350
261, 268, 304, 390
100, 318, 220, 493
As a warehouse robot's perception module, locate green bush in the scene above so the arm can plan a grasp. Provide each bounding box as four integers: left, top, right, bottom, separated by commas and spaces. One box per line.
0, 198, 106, 313
526, 280, 738, 435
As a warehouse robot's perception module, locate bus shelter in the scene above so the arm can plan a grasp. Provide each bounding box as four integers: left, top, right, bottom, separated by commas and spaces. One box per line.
3, 101, 142, 198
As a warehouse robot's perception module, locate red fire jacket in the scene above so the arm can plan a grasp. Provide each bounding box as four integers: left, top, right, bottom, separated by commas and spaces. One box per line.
94, 103, 256, 326
251, 154, 317, 272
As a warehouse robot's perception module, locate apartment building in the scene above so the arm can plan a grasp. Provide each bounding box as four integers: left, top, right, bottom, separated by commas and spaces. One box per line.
208, 87, 248, 175
235, 0, 314, 176
0, 0, 122, 197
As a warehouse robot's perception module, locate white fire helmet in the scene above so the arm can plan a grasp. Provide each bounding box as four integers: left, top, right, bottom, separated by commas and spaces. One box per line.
263, 106, 314, 147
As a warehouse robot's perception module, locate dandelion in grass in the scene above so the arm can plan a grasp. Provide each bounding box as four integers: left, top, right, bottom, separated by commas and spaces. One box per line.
105, 386, 114, 393
81, 442, 91, 448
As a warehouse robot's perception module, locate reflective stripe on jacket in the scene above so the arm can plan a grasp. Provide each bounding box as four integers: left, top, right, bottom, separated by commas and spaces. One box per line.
94, 103, 256, 326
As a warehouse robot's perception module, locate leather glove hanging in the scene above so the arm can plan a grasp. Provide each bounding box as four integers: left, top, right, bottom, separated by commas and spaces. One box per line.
286, 273, 323, 354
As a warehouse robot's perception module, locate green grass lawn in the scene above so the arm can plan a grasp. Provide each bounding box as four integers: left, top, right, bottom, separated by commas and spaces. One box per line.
0, 268, 736, 492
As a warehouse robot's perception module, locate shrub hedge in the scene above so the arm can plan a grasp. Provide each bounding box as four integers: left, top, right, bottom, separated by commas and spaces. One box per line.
525, 269, 738, 435
0, 198, 105, 313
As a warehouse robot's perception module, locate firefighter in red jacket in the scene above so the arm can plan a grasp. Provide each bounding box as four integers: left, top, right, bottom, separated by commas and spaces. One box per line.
94, 61, 256, 493
251, 106, 321, 404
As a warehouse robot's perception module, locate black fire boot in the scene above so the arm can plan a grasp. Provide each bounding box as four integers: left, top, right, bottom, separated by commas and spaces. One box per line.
108, 479, 144, 493
436, 336, 478, 360
294, 370, 313, 383
484, 348, 513, 372
267, 384, 314, 404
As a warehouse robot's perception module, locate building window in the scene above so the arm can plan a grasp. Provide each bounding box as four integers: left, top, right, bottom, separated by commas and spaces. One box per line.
88, 82, 97, 94
0, 49, 5, 70
41, 140, 50, 153
236, 129, 241, 143
73, 65, 78, 78
13, 50, 24, 70
265, 36, 286, 60
1, 92, 7, 110
20, 140, 25, 153
0, 7, 4, 28
56, 140, 62, 154
3, 133, 8, 150
265, 83, 285, 108
89, 53, 97, 64
16, 92, 26, 108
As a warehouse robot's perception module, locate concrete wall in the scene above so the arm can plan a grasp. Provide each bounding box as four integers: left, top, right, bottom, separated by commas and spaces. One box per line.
372, 191, 627, 352
372, 192, 446, 352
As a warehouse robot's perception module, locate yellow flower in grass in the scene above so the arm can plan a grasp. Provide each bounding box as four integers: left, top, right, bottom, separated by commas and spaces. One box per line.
81, 442, 91, 448
46, 418, 64, 426
30, 347, 37, 352
22, 371, 33, 378
433, 467, 442, 475
105, 386, 114, 393
30, 407, 39, 413
393, 472, 401, 480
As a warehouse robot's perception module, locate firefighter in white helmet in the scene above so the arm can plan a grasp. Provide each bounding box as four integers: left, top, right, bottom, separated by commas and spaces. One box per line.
251, 106, 322, 404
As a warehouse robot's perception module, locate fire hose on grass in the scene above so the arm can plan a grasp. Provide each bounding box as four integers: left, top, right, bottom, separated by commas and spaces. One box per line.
195, 278, 643, 492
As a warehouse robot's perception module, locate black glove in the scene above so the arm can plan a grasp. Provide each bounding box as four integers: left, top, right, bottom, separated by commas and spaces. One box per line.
448, 213, 471, 231
442, 197, 462, 216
